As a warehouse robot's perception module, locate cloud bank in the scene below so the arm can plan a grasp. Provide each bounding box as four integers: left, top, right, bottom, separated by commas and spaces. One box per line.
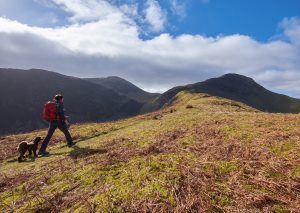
0, 0, 300, 96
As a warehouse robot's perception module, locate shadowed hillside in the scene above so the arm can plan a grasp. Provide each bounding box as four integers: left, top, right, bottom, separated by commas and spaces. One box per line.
1, 92, 299, 212
85, 76, 159, 103
0, 68, 142, 135
144, 73, 300, 113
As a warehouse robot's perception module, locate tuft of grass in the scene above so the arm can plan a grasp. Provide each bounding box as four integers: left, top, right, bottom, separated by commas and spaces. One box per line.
272, 205, 291, 213
217, 160, 239, 175
292, 165, 300, 177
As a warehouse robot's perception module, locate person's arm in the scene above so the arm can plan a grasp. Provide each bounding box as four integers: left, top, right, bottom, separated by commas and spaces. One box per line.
57, 102, 66, 121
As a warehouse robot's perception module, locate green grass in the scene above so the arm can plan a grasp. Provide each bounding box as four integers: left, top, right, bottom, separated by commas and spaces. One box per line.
1, 91, 300, 212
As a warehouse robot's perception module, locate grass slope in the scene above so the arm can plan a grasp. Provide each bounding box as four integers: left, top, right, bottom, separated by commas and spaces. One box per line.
1, 92, 300, 212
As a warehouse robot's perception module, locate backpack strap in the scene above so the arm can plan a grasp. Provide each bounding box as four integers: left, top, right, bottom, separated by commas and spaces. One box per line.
55, 102, 59, 120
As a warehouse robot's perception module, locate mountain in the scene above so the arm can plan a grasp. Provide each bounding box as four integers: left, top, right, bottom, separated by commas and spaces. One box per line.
85, 76, 159, 103
1, 91, 299, 212
145, 73, 300, 113
0, 68, 143, 135
2, 70, 300, 136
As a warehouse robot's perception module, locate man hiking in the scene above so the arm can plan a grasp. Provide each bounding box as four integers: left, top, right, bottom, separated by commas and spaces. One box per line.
39, 94, 76, 155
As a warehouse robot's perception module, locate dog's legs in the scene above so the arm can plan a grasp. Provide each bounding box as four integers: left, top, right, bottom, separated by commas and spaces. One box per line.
18, 150, 26, 162
33, 148, 38, 157
28, 149, 33, 157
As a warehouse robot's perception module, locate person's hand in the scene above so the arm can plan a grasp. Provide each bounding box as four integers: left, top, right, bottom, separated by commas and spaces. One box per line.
65, 120, 71, 128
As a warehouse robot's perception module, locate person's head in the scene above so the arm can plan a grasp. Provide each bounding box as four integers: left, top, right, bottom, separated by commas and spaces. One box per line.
54, 94, 64, 102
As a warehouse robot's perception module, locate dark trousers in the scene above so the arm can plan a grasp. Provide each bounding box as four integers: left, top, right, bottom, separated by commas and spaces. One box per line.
40, 120, 73, 152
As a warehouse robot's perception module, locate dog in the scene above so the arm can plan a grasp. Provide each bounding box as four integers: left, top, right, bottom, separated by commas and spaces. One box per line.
17, 137, 42, 162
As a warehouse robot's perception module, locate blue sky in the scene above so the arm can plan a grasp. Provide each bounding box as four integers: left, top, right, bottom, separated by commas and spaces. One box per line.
0, 0, 300, 96
173, 0, 300, 41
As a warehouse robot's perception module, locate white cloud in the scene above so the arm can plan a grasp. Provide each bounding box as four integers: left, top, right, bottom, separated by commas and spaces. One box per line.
0, 1, 300, 97
52, 0, 122, 22
280, 17, 300, 46
170, 0, 187, 18
143, 0, 167, 32
119, 3, 138, 19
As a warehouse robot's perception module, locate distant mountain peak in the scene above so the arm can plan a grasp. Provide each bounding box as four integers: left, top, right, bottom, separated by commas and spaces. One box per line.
147, 72, 300, 113
105, 76, 125, 80
209, 73, 256, 85
222, 73, 253, 79
196, 73, 260, 93
85, 76, 159, 103
97, 76, 128, 82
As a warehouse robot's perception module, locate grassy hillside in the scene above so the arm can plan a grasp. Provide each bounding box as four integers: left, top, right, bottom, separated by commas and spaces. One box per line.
1, 92, 300, 212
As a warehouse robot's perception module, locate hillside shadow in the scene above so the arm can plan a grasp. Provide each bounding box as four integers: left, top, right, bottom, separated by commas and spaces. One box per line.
72, 125, 135, 143
7, 156, 37, 163
74, 132, 105, 143
4, 143, 108, 164
68, 146, 107, 159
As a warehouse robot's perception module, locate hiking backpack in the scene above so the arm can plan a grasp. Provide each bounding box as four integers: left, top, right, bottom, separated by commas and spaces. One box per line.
43, 101, 58, 121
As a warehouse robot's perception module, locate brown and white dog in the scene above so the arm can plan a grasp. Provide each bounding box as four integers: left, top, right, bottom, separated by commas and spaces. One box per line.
17, 137, 42, 162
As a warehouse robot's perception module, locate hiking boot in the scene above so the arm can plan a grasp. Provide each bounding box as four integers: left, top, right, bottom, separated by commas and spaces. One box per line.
38, 151, 50, 156
68, 142, 77, 147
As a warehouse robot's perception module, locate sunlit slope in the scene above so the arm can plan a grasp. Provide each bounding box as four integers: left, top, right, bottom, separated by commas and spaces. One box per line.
1, 92, 300, 212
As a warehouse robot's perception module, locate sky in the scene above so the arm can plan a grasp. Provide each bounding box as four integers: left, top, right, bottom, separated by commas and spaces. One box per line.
0, 0, 300, 97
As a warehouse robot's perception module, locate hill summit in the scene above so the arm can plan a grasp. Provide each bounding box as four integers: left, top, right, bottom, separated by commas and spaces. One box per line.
148, 73, 300, 113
